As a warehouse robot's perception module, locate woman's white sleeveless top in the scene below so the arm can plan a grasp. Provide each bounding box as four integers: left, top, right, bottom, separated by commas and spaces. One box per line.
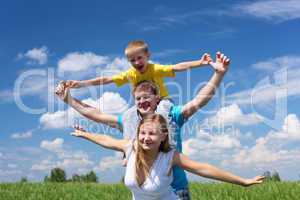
124, 144, 177, 200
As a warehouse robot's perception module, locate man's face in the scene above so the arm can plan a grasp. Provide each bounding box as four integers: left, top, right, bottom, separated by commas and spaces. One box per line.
127, 50, 150, 73
134, 90, 159, 115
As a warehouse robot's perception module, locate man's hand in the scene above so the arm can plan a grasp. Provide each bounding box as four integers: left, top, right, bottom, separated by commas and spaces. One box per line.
210, 51, 230, 74
55, 81, 71, 103
200, 53, 213, 65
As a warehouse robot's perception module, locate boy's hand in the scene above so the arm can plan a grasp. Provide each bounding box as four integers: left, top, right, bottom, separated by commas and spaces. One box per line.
210, 51, 230, 74
65, 80, 82, 88
71, 125, 87, 137
200, 53, 213, 65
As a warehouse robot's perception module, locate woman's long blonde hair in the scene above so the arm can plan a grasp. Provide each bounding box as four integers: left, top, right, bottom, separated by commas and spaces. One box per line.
135, 114, 171, 186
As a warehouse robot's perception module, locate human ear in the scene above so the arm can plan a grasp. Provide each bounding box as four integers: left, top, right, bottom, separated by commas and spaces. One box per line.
145, 52, 150, 59
160, 131, 167, 141
155, 95, 160, 104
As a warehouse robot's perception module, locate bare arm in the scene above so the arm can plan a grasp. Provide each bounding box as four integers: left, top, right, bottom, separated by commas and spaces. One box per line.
55, 82, 119, 128
66, 76, 114, 88
173, 152, 264, 186
181, 52, 229, 119
71, 126, 129, 152
172, 53, 212, 72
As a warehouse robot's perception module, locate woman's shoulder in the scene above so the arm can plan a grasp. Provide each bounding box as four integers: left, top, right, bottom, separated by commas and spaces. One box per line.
124, 139, 137, 157
160, 148, 177, 161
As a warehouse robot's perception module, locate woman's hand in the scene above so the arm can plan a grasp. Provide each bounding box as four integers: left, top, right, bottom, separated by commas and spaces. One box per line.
71, 125, 87, 137
242, 175, 265, 186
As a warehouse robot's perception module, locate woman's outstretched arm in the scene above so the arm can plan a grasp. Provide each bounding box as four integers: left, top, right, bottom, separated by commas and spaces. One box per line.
173, 152, 264, 186
71, 125, 129, 152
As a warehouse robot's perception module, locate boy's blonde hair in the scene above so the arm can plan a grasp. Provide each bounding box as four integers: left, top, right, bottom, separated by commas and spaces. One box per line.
125, 40, 149, 56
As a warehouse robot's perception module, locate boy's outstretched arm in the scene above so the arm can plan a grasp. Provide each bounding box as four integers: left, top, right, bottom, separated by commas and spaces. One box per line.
172, 53, 212, 72
55, 82, 119, 128
173, 152, 265, 187
71, 125, 129, 152
66, 76, 114, 88
181, 52, 230, 119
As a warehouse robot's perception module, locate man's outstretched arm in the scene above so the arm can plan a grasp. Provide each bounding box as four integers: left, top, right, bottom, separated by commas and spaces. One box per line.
55, 82, 119, 128
181, 52, 230, 119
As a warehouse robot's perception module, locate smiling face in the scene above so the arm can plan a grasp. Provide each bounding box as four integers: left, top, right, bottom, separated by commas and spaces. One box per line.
134, 90, 159, 116
127, 50, 150, 73
138, 121, 166, 151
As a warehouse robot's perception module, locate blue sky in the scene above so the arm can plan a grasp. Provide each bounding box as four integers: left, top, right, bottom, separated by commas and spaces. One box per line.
1, 0, 300, 182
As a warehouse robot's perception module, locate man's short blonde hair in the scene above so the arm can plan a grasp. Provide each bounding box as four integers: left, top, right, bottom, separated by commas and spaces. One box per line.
125, 40, 149, 56
133, 80, 160, 97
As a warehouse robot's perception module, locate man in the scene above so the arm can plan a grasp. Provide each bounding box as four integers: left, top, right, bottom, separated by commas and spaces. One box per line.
56, 52, 230, 199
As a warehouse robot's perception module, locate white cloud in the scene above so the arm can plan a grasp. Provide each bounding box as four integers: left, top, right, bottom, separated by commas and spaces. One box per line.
127, 8, 208, 32
230, 139, 282, 165
0, 152, 3, 158
11, 130, 33, 139
58, 153, 93, 169
31, 159, 55, 171
98, 92, 129, 114
95, 152, 123, 171
40, 138, 64, 152
58, 52, 109, 73
33, 145, 93, 174
252, 55, 300, 71
183, 113, 300, 180
224, 114, 300, 169
39, 92, 128, 129
227, 58, 300, 105
206, 104, 262, 126
0, 169, 22, 177
234, 0, 300, 23
104, 57, 130, 71
263, 114, 300, 142
18, 46, 48, 65
152, 49, 187, 59
7, 164, 17, 169
0, 70, 52, 103
0, 89, 14, 103
39, 111, 70, 129
282, 114, 300, 139
183, 129, 241, 158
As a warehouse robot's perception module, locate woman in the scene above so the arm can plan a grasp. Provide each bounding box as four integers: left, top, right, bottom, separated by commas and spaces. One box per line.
71, 114, 264, 199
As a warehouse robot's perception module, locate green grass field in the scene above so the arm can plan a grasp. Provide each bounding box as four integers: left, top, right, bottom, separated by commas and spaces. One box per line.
0, 182, 299, 200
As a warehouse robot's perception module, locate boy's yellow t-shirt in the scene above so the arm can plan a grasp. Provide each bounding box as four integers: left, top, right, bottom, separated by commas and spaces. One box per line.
112, 63, 175, 98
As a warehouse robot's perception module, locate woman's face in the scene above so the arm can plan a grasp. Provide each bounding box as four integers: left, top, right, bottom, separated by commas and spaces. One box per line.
138, 121, 166, 151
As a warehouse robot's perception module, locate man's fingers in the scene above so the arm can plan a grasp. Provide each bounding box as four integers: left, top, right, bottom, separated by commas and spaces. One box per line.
55, 82, 65, 94
59, 80, 66, 85
220, 53, 224, 60
225, 58, 230, 65
216, 51, 221, 59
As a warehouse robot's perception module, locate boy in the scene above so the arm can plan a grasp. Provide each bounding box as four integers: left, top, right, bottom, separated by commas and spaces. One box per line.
65, 40, 219, 116
55, 51, 230, 199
